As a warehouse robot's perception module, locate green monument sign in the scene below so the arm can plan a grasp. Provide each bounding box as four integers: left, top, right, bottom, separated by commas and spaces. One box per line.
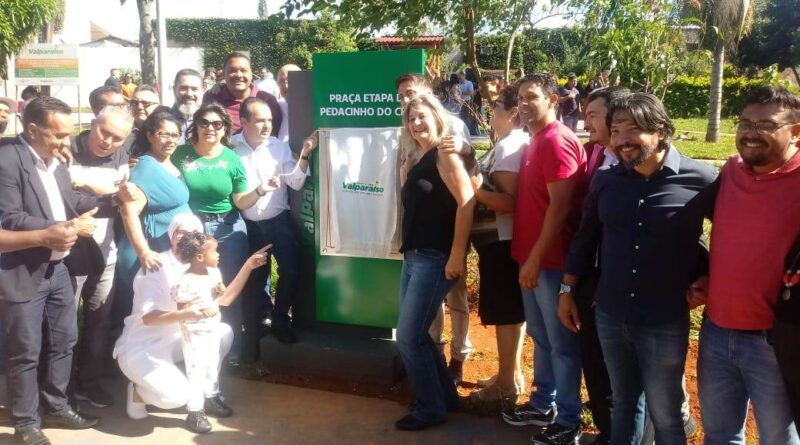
312, 49, 425, 328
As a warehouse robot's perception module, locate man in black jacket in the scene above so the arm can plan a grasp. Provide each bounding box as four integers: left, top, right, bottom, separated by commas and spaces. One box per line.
0, 97, 116, 445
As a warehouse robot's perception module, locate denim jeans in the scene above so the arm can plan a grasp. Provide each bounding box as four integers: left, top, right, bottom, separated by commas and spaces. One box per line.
202, 211, 249, 360
521, 269, 582, 428
595, 309, 688, 445
397, 248, 458, 423
699, 318, 800, 445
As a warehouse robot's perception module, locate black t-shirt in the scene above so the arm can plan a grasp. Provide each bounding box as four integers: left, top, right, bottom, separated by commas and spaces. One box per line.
775, 235, 800, 324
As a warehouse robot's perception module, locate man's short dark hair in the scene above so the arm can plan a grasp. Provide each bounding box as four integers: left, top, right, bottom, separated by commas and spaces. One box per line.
23, 96, 72, 128
173, 68, 202, 86
607, 92, 675, 152
586, 86, 631, 108
517, 73, 559, 97
240, 97, 269, 122
395, 73, 429, 90
89, 85, 121, 114
743, 86, 800, 120
223, 52, 251, 71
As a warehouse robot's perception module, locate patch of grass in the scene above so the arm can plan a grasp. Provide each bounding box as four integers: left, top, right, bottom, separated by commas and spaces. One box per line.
673, 117, 737, 134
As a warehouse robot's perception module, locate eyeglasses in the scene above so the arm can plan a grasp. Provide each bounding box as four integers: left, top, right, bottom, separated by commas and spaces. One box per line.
734, 120, 796, 135
130, 100, 157, 109
156, 132, 181, 141
197, 119, 224, 130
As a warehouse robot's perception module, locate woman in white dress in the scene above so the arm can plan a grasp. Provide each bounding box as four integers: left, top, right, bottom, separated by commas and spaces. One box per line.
114, 213, 234, 427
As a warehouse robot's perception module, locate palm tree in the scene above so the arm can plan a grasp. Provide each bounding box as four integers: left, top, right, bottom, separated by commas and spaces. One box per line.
121, 0, 156, 85
704, 0, 754, 142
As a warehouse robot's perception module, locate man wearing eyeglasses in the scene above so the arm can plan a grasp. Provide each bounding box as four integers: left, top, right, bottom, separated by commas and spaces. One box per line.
129, 85, 161, 157
67, 106, 135, 409
689, 86, 800, 444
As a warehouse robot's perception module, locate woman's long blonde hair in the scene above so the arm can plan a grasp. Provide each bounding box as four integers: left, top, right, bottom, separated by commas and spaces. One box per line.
400, 94, 452, 166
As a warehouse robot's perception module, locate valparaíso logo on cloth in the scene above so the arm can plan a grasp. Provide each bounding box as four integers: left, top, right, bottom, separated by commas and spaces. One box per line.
342, 180, 385, 195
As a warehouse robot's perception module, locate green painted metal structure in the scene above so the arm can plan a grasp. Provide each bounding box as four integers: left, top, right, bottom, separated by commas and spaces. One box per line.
311, 49, 425, 328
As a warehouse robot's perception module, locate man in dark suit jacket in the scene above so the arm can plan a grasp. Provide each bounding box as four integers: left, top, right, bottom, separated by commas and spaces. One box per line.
0, 97, 115, 445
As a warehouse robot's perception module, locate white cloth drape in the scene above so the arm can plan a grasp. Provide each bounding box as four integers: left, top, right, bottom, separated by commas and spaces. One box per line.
320, 127, 402, 260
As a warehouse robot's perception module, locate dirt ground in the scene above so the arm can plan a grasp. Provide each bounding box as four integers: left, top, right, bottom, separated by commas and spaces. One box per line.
455, 275, 760, 445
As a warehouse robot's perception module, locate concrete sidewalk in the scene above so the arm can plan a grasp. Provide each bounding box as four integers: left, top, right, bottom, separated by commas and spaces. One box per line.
0, 375, 546, 445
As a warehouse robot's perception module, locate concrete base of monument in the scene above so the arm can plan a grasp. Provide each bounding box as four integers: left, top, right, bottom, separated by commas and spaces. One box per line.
259, 326, 403, 386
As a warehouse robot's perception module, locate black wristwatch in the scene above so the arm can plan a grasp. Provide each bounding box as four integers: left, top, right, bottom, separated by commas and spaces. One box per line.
559, 283, 574, 295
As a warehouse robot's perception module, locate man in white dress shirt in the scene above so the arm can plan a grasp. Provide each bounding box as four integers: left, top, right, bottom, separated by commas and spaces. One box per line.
276, 64, 301, 143
231, 97, 316, 355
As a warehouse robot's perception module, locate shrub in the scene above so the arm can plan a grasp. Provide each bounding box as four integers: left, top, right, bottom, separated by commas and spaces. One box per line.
167, 16, 358, 70
664, 75, 800, 118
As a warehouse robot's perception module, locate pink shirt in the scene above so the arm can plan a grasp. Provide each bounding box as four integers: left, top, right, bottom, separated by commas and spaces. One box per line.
511, 120, 587, 269
707, 150, 800, 329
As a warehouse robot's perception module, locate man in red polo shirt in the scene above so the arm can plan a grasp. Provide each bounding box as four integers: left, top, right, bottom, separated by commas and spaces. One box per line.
692, 86, 800, 444
503, 73, 587, 445
203, 52, 282, 136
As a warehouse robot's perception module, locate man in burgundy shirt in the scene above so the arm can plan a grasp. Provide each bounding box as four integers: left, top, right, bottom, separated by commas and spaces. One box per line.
691, 86, 800, 444
503, 73, 587, 445
202, 52, 282, 136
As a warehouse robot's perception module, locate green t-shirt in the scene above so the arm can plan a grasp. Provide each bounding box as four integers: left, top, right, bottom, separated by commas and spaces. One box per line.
172, 144, 249, 214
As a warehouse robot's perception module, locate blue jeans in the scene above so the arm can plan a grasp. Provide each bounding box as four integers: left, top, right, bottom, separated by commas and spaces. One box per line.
699, 319, 800, 445
521, 269, 582, 428
202, 211, 249, 360
595, 309, 688, 445
397, 249, 458, 423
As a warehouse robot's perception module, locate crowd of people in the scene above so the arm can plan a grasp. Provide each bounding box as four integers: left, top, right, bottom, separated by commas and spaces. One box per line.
0, 51, 798, 445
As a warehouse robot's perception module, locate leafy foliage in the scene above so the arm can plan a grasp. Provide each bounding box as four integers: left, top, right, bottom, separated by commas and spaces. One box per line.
736, 0, 800, 73
578, 0, 692, 97
476, 28, 586, 76
166, 16, 358, 70
662, 72, 798, 118
0, 0, 58, 78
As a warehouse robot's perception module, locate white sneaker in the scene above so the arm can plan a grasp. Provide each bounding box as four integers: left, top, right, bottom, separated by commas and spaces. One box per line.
126, 382, 148, 420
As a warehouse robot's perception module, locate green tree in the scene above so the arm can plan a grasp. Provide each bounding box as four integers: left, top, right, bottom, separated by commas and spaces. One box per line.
737, 0, 800, 85
0, 0, 59, 78
281, 0, 533, 96
703, 0, 754, 142
121, 0, 156, 86
578, 0, 691, 98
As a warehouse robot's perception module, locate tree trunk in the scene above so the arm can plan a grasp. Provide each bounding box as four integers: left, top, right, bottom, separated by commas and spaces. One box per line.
705, 40, 725, 143
792, 66, 800, 88
505, 23, 522, 83
463, 4, 490, 131
137, 0, 157, 86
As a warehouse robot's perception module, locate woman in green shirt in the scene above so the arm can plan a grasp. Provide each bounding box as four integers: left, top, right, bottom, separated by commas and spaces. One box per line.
172, 102, 265, 364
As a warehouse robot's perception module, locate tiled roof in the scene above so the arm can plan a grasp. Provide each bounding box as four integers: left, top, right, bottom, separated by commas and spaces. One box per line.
374, 36, 445, 44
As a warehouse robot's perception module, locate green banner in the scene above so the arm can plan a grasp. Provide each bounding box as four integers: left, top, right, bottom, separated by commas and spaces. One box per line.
312, 49, 425, 328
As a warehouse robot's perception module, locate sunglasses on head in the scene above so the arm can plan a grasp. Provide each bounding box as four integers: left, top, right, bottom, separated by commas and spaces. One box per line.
197, 119, 224, 130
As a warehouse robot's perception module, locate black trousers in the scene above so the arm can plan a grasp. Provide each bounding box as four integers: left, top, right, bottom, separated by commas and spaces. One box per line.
1, 262, 78, 431
773, 317, 800, 436
241, 212, 301, 363
575, 267, 613, 440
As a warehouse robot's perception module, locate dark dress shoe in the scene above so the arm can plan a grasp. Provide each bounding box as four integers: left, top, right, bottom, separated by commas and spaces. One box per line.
395, 414, 445, 431
448, 359, 464, 386
273, 326, 297, 344
204, 395, 233, 418
14, 428, 51, 445
185, 410, 212, 434
42, 409, 99, 429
